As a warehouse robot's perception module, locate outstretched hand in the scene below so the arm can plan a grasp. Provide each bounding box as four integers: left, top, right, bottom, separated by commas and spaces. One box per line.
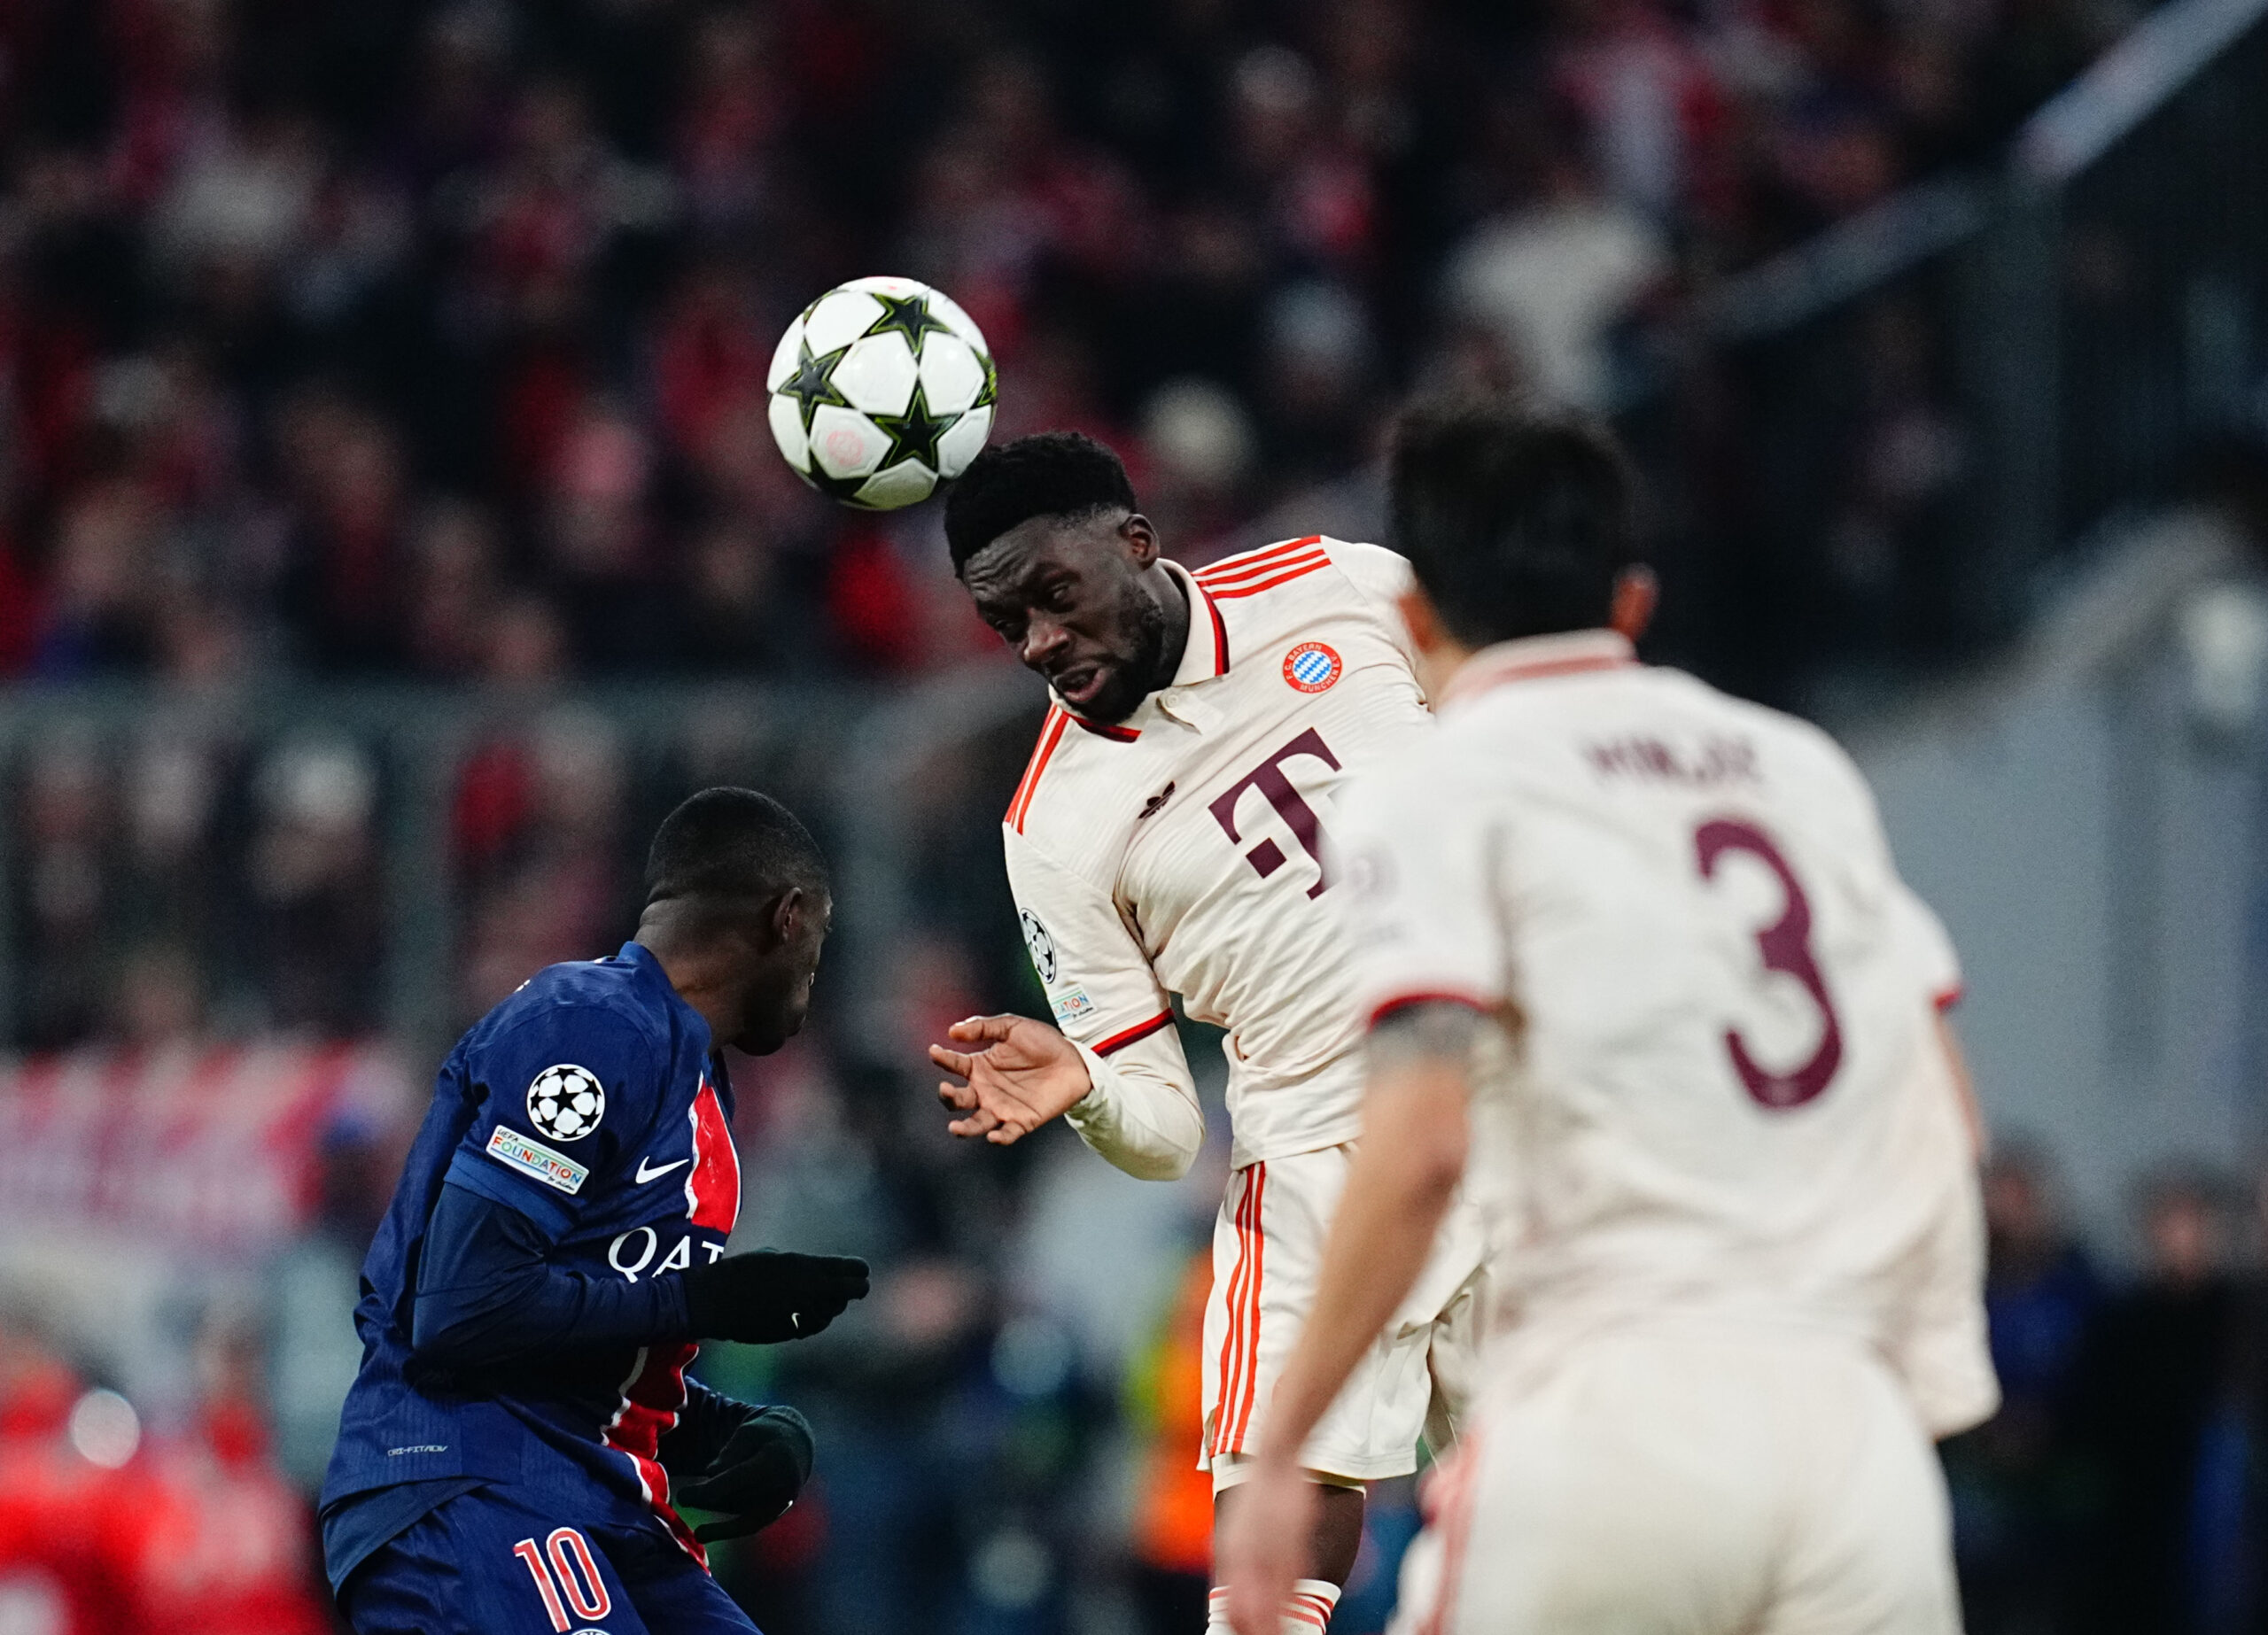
929, 1013, 1093, 1145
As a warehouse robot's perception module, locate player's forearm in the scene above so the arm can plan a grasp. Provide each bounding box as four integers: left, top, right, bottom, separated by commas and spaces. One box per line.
1063, 1036, 1205, 1181
1254, 1058, 1470, 1470
411, 1182, 691, 1370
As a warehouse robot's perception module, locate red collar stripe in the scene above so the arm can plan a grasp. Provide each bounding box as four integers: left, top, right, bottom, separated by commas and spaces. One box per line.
1367, 990, 1492, 1030
1196, 535, 1324, 587
1091, 1009, 1174, 1056
1449, 650, 1634, 701
1068, 713, 1140, 741
1207, 556, 1327, 600
1493, 654, 1627, 681
1006, 707, 1070, 832
1205, 586, 1231, 675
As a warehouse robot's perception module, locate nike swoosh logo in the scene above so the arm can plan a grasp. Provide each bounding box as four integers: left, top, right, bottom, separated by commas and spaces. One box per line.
634, 1157, 690, 1184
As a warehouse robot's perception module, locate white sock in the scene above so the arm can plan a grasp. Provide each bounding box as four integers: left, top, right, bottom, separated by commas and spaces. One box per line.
1208, 1579, 1341, 1633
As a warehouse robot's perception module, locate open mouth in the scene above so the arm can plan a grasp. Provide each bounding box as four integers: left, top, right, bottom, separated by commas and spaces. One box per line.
1052, 664, 1110, 709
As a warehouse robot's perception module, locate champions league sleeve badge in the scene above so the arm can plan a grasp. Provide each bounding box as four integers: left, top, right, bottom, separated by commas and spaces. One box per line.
1019, 908, 1059, 985
527, 1064, 607, 1141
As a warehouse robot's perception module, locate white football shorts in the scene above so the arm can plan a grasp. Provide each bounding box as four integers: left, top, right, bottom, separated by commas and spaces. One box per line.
1390, 1326, 1962, 1635
1200, 1143, 1489, 1491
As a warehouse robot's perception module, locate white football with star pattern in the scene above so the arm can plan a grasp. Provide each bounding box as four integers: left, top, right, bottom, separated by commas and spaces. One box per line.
766, 275, 995, 510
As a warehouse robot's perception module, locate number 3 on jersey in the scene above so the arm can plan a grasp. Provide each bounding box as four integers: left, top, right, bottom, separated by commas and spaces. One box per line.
1694, 818, 1844, 1110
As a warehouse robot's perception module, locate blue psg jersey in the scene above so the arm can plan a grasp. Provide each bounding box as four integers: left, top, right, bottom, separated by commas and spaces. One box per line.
321, 941, 742, 1569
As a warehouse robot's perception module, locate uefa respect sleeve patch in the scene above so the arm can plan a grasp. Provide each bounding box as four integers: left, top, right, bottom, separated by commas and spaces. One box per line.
485, 1124, 589, 1195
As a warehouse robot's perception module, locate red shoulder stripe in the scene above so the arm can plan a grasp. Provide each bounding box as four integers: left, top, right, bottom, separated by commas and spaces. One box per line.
1196, 535, 1323, 586
1006, 708, 1070, 832
1207, 559, 1328, 600
1193, 539, 1307, 583
1200, 548, 1327, 590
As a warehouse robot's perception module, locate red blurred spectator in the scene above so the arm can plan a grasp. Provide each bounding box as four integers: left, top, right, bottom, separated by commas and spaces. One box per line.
0, 1309, 328, 1635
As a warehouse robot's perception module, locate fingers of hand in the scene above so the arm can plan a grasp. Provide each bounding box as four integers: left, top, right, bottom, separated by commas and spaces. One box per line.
947, 1014, 1018, 1045
937, 1079, 978, 1112
928, 1043, 975, 1079
792, 1260, 869, 1305
948, 1106, 1002, 1139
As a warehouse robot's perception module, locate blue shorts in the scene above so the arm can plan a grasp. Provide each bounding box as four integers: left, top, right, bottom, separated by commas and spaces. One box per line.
338, 1484, 758, 1635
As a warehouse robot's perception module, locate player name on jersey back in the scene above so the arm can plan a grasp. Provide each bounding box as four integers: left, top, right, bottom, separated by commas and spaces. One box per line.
1005, 538, 1433, 1166
1333, 631, 1995, 1436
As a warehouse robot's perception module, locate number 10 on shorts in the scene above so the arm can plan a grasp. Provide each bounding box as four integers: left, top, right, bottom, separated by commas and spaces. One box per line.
512, 1528, 612, 1631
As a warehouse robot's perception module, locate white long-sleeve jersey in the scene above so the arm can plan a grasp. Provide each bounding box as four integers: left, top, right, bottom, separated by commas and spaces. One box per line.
1333, 631, 1998, 1438
1002, 536, 1433, 1177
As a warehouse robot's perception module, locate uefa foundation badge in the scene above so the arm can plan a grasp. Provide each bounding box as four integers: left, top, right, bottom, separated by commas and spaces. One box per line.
1283, 641, 1343, 694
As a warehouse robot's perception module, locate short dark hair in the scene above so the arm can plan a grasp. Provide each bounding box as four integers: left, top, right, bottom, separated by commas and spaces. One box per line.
645, 787, 827, 907
1389, 399, 1640, 647
943, 431, 1138, 573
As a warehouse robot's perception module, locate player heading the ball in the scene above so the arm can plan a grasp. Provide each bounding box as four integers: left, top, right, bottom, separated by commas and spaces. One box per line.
927, 430, 1489, 1635
321, 787, 869, 1635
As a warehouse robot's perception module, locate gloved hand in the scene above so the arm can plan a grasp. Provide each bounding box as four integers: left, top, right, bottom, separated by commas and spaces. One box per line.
676, 1405, 815, 1543
680, 1250, 870, 1344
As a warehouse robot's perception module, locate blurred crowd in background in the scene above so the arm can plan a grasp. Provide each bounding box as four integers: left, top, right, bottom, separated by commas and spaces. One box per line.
0, 0, 2133, 687
2, 1, 2258, 1632
1949, 1149, 2268, 1635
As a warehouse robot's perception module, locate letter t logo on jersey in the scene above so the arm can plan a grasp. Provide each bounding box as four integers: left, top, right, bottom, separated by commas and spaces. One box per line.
1208, 729, 1343, 898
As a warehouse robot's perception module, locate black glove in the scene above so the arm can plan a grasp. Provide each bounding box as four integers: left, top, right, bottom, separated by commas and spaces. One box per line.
675, 1405, 815, 1543
680, 1251, 870, 1344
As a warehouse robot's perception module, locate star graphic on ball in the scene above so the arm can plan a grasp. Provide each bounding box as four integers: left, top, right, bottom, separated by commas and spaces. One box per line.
775, 337, 851, 434
863, 291, 954, 353
527, 1065, 606, 1141
871, 382, 951, 472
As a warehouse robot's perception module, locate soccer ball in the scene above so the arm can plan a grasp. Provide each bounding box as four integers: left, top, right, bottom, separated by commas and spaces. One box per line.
766, 275, 995, 509
528, 1065, 606, 1142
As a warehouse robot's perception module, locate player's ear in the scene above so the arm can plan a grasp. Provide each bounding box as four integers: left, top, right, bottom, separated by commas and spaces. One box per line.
1122, 513, 1160, 569
1610, 566, 1658, 643
760, 886, 802, 950
1398, 582, 1473, 701
1397, 583, 1449, 657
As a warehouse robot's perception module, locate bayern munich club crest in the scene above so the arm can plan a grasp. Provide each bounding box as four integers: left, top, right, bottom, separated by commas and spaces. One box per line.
1283, 641, 1343, 694
528, 1064, 606, 1142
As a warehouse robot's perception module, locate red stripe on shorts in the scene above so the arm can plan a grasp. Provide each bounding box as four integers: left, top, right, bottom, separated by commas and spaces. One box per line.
1209, 1167, 1258, 1458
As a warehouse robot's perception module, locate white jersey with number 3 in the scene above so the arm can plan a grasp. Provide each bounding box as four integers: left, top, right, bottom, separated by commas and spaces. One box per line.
1336, 630, 1996, 1439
